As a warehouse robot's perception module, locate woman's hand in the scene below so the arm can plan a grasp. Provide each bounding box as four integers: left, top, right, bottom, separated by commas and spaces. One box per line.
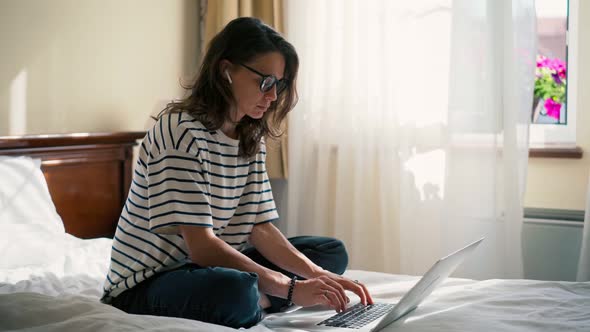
291, 273, 374, 313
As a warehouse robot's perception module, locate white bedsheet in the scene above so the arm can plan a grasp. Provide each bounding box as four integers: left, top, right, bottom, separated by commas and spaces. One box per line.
264, 271, 590, 332
1, 234, 589, 332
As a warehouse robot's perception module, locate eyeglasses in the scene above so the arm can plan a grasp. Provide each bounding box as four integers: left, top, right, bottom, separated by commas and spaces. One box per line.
239, 63, 288, 95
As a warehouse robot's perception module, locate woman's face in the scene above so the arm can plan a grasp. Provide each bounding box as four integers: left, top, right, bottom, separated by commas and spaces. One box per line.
226, 51, 286, 121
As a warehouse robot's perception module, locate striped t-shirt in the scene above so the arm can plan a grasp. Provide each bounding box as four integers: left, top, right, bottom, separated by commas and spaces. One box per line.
101, 111, 279, 302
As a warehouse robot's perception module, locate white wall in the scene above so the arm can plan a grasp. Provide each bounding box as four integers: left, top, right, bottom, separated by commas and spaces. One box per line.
524, 0, 590, 210
0, 0, 199, 135
1, 0, 586, 211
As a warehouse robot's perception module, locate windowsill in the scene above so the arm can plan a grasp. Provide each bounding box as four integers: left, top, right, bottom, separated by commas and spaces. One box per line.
529, 144, 583, 159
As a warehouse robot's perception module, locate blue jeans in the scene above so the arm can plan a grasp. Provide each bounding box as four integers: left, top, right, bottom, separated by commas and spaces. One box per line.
110, 236, 349, 328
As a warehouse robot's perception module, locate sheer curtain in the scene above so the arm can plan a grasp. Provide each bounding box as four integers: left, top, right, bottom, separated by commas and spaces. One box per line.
285, 0, 536, 279
577, 172, 590, 281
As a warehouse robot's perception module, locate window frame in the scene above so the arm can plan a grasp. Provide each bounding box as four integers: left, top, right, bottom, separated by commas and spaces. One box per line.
530, 0, 578, 145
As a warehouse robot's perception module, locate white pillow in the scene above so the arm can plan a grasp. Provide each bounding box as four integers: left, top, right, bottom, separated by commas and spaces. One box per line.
0, 223, 66, 271
0, 156, 65, 234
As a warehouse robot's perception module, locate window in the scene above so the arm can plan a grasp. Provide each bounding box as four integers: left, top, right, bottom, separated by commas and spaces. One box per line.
530, 0, 578, 144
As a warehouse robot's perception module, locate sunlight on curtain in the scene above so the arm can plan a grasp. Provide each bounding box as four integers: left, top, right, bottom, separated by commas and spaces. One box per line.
577, 173, 590, 281
285, 0, 536, 279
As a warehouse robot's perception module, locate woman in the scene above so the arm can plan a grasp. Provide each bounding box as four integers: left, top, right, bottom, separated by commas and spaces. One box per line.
101, 17, 373, 328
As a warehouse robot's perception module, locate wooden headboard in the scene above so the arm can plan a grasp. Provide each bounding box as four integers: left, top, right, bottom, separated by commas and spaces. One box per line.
0, 132, 145, 239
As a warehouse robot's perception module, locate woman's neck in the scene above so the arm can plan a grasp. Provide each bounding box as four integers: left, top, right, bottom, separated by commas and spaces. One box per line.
221, 121, 239, 139
221, 107, 243, 139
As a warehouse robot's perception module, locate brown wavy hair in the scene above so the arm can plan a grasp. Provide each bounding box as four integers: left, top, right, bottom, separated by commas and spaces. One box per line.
157, 17, 299, 158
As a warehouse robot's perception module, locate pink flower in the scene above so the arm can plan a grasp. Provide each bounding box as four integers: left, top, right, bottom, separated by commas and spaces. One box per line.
536, 55, 548, 68
544, 98, 561, 120
536, 55, 566, 76
552, 58, 566, 70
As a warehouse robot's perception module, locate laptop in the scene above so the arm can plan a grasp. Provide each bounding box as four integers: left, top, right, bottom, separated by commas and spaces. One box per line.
264, 237, 484, 331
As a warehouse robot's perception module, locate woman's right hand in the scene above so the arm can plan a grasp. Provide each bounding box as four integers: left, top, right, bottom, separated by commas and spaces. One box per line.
291, 275, 351, 313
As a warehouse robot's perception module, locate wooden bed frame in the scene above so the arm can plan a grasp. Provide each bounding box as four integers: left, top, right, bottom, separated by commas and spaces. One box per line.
0, 132, 145, 239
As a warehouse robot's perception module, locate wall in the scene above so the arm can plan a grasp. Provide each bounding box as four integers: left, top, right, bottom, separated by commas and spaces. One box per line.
0, 0, 199, 135
524, 0, 590, 210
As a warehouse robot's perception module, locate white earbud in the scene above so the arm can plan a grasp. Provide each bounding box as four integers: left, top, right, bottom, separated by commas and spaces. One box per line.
225, 70, 233, 84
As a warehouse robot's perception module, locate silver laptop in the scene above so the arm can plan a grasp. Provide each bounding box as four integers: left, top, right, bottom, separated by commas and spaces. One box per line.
264, 237, 484, 331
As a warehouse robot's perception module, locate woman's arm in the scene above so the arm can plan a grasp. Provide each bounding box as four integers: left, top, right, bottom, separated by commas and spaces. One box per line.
179, 225, 290, 298
249, 222, 325, 279
249, 222, 373, 305
180, 225, 354, 312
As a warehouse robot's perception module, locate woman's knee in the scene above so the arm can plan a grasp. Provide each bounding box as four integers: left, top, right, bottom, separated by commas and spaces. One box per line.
321, 237, 349, 274
149, 266, 262, 328
205, 268, 263, 328
299, 236, 349, 275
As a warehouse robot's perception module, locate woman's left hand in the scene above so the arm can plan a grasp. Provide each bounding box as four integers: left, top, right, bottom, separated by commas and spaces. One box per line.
311, 270, 374, 306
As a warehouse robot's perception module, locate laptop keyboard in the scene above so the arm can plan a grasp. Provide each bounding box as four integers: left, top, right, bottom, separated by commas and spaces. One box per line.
318, 302, 395, 329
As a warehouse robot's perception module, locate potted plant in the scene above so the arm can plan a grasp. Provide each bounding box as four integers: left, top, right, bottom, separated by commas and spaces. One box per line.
532, 55, 567, 123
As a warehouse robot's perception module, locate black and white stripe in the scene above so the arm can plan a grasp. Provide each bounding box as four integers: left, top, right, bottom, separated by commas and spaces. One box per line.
102, 112, 278, 301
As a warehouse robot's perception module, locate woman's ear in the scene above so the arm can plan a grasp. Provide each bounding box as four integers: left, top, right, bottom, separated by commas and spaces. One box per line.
219, 60, 233, 84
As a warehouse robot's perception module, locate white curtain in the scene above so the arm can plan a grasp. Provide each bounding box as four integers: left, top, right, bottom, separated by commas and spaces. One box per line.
577, 172, 590, 281
285, 0, 536, 279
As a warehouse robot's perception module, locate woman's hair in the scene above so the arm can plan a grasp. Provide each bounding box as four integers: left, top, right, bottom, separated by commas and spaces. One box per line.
158, 17, 299, 158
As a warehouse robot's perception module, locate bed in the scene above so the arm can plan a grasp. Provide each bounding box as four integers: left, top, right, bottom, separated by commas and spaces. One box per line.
1, 132, 589, 332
